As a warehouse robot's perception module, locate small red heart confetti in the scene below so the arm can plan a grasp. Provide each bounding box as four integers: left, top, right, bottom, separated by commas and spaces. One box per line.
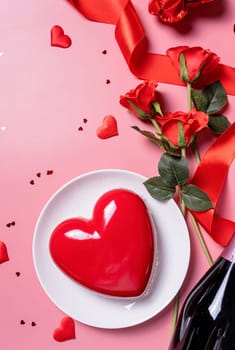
96, 115, 118, 139
50, 25, 72, 49
30, 180, 35, 185
36, 172, 41, 178
0, 242, 9, 264
106, 79, 111, 84
102, 50, 107, 54
78, 126, 83, 131
31, 322, 36, 327
16, 272, 21, 277
83, 118, 88, 124
53, 317, 76, 342
20, 320, 25, 325
47, 170, 53, 175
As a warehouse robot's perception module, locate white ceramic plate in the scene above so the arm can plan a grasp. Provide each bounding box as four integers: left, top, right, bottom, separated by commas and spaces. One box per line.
33, 169, 190, 329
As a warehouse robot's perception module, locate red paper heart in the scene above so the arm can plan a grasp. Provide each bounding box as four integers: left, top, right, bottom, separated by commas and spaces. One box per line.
0, 241, 9, 264
50, 25, 72, 48
53, 317, 76, 342
50, 189, 154, 297
96, 115, 118, 139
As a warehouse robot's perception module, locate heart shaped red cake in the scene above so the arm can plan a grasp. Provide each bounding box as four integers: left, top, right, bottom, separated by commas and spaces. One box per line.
49, 188, 155, 297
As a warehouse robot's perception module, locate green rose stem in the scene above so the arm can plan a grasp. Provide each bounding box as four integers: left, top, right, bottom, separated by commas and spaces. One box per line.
187, 83, 192, 110
187, 82, 201, 164
149, 118, 186, 335
192, 142, 201, 164
170, 147, 186, 336
151, 118, 162, 134
171, 293, 180, 336
188, 212, 213, 265
170, 83, 214, 335
186, 82, 213, 265
179, 148, 186, 215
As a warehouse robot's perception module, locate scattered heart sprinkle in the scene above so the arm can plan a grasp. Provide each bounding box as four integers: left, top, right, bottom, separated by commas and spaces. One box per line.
96, 115, 118, 139
50, 25, 72, 49
6, 221, 15, 228
53, 317, 76, 342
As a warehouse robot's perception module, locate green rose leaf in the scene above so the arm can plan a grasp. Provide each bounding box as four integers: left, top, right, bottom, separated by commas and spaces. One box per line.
203, 81, 228, 115
158, 153, 189, 187
208, 115, 231, 135
131, 126, 162, 146
191, 88, 208, 112
182, 184, 213, 211
144, 176, 175, 201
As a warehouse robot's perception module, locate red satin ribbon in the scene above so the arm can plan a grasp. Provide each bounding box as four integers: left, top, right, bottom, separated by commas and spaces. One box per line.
68, 0, 235, 96
191, 123, 235, 246
67, 0, 235, 245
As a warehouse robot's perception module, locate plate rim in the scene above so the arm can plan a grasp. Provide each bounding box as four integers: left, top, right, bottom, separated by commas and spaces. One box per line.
32, 168, 191, 329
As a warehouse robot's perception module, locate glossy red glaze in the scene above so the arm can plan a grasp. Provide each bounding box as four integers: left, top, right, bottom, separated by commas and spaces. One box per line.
49, 189, 155, 297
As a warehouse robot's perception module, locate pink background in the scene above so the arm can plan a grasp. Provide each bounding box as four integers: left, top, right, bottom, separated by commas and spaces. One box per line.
1, 0, 235, 349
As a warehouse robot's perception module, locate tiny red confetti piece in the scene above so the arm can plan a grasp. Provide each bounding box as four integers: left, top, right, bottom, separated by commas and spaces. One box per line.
30, 180, 35, 185
102, 50, 107, 54
16, 272, 21, 277
36, 172, 41, 177
53, 317, 76, 342
0, 241, 9, 264
31, 322, 36, 327
78, 126, 83, 131
20, 320, 25, 325
106, 79, 111, 84
6, 221, 15, 227
83, 118, 88, 124
47, 170, 53, 175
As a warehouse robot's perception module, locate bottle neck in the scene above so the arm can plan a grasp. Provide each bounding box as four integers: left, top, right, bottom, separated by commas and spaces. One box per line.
222, 234, 235, 263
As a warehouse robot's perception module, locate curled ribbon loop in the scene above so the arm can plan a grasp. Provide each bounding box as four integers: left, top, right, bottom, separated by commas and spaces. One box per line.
67, 0, 235, 245
191, 123, 235, 246
68, 0, 235, 95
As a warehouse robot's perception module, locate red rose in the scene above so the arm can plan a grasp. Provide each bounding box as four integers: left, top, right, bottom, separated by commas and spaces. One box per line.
166, 46, 220, 84
156, 109, 208, 148
120, 81, 158, 119
149, 0, 187, 23
149, 0, 215, 23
